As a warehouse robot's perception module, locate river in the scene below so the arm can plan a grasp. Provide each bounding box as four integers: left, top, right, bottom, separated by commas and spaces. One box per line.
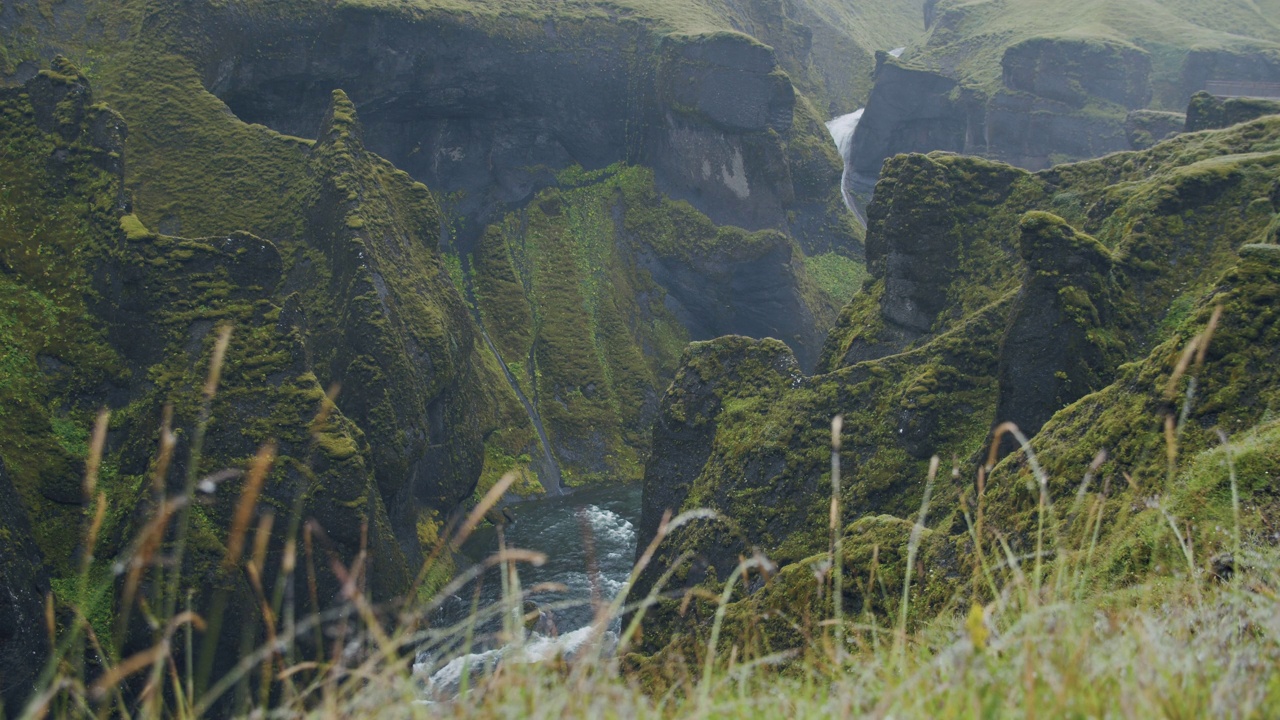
416, 482, 643, 697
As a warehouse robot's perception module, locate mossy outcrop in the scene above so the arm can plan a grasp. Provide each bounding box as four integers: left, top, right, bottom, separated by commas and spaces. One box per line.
0, 62, 495, 697
1185, 91, 1280, 132
995, 212, 1124, 442
472, 164, 842, 486
635, 116, 1280, 659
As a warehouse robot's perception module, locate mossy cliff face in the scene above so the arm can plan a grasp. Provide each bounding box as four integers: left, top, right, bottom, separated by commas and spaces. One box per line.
2, 0, 872, 488
299, 90, 497, 543
985, 244, 1280, 576
849, 0, 1280, 174
472, 164, 840, 486
0, 62, 511, 702
633, 116, 1280, 659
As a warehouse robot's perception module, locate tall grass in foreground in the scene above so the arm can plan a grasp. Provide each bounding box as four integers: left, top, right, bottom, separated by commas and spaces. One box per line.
15, 322, 1280, 719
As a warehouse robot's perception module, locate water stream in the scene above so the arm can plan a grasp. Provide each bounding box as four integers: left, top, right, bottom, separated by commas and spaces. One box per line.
417, 483, 642, 697
476, 327, 564, 495
826, 107, 865, 223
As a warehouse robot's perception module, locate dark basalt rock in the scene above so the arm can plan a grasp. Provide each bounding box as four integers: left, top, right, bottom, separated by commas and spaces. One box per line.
851, 46, 1149, 175
849, 53, 980, 177
0, 459, 51, 716
633, 336, 803, 597
656, 33, 794, 134
995, 212, 1121, 442
854, 152, 1025, 359
637, 229, 825, 369
1002, 37, 1151, 109
197, 7, 841, 251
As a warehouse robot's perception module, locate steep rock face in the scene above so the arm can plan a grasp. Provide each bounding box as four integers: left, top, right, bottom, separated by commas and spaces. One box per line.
0, 61, 518, 685
848, 54, 978, 176
851, 50, 1143, 174
650, 33, 795, 231
0, 460, 50, 715
995, 212, 1123, 441
634, 117, 1280, 657
472, 165, 839, 487
1001, 37, 1151, 109
300, 90, 490, 540
838, 152, 1027, 363
634, 337, 804, 586
202, 7, 647, 240
189, 3, 854, 256
637, 227, 829, 369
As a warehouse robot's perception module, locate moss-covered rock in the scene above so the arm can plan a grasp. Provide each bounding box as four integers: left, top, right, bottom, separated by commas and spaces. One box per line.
472, 164, 841, 486
0, 62, 491, 692
1185, 91, 1280, 133
635, 117, 1280, 661
995, 211, 1124, 442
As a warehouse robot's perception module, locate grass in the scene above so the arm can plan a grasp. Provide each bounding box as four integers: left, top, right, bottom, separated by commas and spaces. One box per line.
803, 252, 869, 307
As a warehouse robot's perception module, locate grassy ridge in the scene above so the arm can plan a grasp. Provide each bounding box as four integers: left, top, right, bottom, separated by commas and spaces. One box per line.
910, 0, 1280, 107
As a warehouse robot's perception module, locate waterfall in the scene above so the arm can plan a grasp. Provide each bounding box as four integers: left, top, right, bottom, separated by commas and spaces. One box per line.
826, 108, 866, 224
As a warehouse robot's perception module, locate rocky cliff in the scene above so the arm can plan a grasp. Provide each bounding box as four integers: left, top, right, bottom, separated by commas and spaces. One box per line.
848, 0, 1280, 175
632, 115, 1280, 662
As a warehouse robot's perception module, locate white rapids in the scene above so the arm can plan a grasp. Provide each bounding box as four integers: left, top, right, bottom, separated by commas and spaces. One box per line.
415, 483, 641, 701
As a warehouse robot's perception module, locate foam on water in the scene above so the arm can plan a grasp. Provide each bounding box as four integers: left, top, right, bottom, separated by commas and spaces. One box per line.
582, 503, 635, 544
421, 483, 642, 700
416, 626, 621, 699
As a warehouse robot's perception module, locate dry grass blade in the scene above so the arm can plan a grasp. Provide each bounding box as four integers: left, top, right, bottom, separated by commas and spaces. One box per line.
225, 441, 277, 569
453, 471, 520, 547
203, 325, 233, 399
152, 405, 176, 495
1195, 305, 1223, 367
1164, 335, 1201, 401
83, 409, 110, 499
90, 644, 168, 701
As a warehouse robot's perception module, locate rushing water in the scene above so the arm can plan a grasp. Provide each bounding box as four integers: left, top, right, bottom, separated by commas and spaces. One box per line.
826, 108, 865, 222
416, 483, 642, 697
